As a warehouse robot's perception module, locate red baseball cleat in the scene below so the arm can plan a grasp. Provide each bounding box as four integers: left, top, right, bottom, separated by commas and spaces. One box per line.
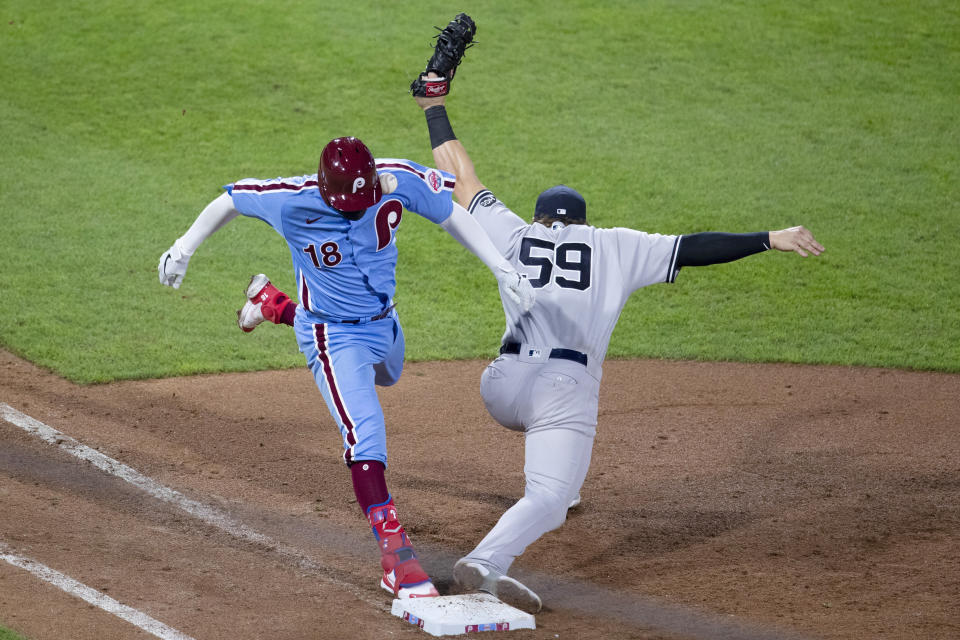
368, 501, 439, 599
237, 273, 292, 332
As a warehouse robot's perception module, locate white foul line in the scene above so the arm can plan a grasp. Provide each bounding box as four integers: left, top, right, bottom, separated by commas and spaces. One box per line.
0, 543, 195, 640
1, 403, 810, 640
0, 402, 272, 546
0, 402, 386, 609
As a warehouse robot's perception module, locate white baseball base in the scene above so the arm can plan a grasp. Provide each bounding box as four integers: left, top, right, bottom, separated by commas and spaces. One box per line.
391, 593, 536, 636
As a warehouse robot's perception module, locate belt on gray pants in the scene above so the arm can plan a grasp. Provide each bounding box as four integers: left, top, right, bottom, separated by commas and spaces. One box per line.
499, 342, 588, 367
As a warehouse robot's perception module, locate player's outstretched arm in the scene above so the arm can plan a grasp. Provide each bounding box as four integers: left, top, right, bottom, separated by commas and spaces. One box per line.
769, 226, 824, 257
432, 135, 485, 208
414, 86, 486, 208
675, 226, 823, 268
158, 192, 240, 289
439, 202, 536, 313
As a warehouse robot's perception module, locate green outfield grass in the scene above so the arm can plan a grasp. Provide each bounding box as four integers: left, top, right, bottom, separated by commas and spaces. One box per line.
1, 0, 958, 383
0, 625, 27, 640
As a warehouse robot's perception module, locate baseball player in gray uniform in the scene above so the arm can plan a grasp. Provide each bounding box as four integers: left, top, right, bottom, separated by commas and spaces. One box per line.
412, 72, 824, 613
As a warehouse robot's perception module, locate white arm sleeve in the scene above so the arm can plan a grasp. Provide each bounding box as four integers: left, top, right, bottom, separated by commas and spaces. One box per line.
178, 192, 241, 255
439, 201, 511, 274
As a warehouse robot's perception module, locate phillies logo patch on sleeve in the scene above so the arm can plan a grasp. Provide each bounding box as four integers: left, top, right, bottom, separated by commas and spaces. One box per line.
424, 168, 443, 193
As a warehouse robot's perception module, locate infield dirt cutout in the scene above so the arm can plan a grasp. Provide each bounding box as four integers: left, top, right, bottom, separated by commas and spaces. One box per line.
0, 348, 957, 639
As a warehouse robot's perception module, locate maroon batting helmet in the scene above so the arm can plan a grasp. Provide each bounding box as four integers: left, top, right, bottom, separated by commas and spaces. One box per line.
318, 136, 382, 213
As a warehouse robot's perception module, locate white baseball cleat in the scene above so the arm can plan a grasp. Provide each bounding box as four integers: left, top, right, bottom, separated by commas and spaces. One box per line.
236, 274, 271, 333
237, 299, 264, 332
568, 493, 582, 509
237, 273, 295, 333
453, 559, 542, 613
381, 569, 440, 599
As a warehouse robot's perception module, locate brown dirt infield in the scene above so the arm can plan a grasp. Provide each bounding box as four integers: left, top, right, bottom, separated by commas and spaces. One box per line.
1, 348, 957, 639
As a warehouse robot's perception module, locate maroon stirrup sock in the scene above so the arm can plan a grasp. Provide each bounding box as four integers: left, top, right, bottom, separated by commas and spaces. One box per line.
350, 460, 389, 515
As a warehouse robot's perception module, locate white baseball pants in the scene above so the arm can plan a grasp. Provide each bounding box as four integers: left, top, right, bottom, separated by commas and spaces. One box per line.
465, 353, 600, 574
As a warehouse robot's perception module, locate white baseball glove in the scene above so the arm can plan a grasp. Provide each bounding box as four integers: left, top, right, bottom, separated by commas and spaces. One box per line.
158, 239, 192, 289
496, 264, 536, 313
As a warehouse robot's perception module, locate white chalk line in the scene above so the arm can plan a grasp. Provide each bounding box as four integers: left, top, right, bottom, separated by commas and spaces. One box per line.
0, 542, 194, 640
0, 403, 388, 613
0, 403, 273, 545
1, 404, 811, 640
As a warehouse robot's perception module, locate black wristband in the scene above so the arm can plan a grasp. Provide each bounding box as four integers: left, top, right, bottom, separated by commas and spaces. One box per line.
425, 105, 456, 149
676, 231, 771, 267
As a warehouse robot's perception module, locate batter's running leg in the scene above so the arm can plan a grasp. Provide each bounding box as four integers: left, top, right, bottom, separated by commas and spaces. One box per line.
368, 497, 439, 598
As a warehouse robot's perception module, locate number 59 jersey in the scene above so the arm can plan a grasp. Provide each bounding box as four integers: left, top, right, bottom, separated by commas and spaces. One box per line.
468, 189, 681, 371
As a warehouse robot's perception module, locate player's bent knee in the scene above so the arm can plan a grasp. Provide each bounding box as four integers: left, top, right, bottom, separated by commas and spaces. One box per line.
522, 488, 569, 530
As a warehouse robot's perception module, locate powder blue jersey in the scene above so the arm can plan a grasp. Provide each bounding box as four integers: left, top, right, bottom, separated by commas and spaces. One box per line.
226, 159, 455, 322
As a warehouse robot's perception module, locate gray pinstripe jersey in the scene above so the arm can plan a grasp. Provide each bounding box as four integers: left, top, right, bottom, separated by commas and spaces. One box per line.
468, 189, 681, 374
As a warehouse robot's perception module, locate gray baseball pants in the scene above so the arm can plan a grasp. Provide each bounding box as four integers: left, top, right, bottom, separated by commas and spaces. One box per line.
463, 351, 600, 574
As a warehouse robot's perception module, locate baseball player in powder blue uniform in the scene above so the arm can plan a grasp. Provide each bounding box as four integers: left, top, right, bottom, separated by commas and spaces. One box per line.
412, 71, 824, 613
158, 136, 535, 599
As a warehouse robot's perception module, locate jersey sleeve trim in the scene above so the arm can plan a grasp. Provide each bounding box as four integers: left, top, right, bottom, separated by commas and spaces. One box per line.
228, 176, 319, 195
666, 235, 682, 283
376, 160, 456, 191
468, 189, 495, 214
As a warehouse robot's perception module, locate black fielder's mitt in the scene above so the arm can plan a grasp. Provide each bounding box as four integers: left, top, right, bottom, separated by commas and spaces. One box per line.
410, 13, 477, 97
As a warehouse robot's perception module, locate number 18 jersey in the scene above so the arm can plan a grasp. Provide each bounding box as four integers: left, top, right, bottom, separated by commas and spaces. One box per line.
226, 159, 455, 322
468, 189, 681, 373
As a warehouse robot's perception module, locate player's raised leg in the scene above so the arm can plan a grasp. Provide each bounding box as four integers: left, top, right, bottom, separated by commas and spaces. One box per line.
372, 316, 405, 387
237, 273, 296, 332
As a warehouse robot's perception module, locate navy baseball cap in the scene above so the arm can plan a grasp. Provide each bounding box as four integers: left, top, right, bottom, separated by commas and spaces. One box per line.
533, 184, 587, 223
